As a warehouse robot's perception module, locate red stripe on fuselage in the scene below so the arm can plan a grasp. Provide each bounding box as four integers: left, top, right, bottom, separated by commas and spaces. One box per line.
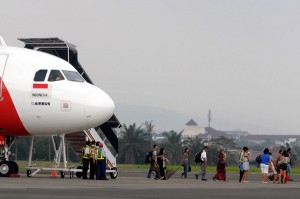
33, 83, 48, 89
0, 78, 30, 136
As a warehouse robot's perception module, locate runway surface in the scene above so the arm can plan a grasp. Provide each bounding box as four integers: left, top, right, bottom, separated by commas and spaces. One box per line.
0, 169, 299, 199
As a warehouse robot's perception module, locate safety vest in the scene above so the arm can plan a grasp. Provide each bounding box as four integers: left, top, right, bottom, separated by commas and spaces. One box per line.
82, 145, 90, 159
96, 147, 105, 160
89, 146, 96, 159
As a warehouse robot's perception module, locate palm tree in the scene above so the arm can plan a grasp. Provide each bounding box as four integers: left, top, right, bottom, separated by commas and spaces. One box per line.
211, 136, 237, 149
162, 130, 183, 165
118, 123, 148, 164
143, 121, 155, 148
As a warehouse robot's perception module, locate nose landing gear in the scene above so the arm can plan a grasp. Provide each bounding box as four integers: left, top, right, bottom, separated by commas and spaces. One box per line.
0, 136, 20, 177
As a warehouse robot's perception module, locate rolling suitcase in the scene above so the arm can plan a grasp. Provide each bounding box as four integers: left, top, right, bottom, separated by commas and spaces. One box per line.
165, 166, 181, 179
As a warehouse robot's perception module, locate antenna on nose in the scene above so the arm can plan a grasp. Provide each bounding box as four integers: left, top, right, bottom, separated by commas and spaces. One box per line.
0, 36, 7, 46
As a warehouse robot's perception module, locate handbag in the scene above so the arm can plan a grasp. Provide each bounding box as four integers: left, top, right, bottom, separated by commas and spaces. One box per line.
153, 163, 159, 172
188, 166, 191, 172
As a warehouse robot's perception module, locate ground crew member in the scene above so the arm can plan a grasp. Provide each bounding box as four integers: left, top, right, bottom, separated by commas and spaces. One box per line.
96, 141, 108, 180
89, 141, 96, 179
82, 141, 90, 179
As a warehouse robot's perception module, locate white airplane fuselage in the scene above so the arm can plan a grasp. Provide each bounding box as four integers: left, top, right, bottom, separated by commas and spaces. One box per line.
0, 46, 115, 137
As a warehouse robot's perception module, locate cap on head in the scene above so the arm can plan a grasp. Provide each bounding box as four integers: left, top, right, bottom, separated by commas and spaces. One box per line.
86, 141, 91, 145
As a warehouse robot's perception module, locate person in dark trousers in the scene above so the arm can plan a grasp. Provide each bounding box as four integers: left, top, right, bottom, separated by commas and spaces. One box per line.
157, 147, 169, 179
96, 141, 108, 180
89, 141, 96, 180
239, 146, 248, 182
82, 141, 90, 179
147, 144, 161, 179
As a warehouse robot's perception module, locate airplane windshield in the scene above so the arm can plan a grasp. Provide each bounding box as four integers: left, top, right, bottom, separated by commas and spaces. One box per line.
62, 70, 85, 82
48, 70, 65, 82
34, 69, 48, 82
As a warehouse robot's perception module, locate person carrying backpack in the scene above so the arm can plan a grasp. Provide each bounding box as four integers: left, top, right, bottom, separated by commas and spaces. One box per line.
195, 146, 208, 181
146, 144, 161, 180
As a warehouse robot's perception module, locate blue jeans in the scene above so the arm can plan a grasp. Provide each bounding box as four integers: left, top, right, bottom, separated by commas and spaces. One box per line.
181, 160, 189, 178
181, 161, 188, 178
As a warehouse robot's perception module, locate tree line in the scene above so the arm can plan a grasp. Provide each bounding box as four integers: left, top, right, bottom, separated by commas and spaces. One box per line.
117, 122, 240, 166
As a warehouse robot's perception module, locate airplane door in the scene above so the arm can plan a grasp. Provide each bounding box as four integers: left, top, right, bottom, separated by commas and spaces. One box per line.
0, 54, 9, 101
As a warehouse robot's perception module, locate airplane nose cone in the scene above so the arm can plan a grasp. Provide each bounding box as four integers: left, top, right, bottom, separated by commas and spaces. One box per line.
85, 88, 115, 127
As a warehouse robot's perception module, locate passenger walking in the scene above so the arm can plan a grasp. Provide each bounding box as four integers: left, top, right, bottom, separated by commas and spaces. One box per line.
89, 141, 96, 180
180, 148, 189, 178
147, 144, 161, 179
268, 152, 278, 183
238, 146, 247, 182
260, 148, 270, 183
82, 141, 90, 179
274, 149, 283, 183
157, 148, 169, 179
287, 148, 293, 181
213, 149, 226, 181
195, 146, 208, 181
96, 141, 108, 180
241, 147, 250, 183
278, 150, 288, 184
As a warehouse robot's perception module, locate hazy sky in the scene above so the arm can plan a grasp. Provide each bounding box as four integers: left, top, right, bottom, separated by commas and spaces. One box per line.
2, 0, 300, 134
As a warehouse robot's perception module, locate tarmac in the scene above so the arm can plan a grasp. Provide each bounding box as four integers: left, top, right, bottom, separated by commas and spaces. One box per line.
0, 169, 300, 199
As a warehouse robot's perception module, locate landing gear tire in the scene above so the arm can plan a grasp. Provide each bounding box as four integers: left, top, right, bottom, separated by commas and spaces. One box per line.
9, 161, 19, 174
26, 170, 32, 177
0, 161, 13, 177
76, 166, 83, 178
110, 167, 118, 179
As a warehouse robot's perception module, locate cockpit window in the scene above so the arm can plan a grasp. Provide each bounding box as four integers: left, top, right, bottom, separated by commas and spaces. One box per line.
34, 70, 48, 82
62, 70, 85, 82
48, 70, 65, 82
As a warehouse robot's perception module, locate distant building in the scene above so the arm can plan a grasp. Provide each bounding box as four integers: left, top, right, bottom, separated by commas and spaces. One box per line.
181, 119, 205, 138
239, 134, 300, 145
224, 130, 249, 140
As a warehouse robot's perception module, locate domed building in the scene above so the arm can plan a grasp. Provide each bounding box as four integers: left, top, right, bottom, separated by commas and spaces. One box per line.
181, 119, 205, 139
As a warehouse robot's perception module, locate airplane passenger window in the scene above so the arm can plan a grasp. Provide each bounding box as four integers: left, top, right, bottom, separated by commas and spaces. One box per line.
62, 70, 85, 82
34, 70, 48, 82
48, 70, 65, 82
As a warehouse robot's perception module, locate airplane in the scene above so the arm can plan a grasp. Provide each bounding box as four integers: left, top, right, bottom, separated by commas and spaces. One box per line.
0, 36, 115, 177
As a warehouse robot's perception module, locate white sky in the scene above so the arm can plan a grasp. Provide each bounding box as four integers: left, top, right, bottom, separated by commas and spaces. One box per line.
2, 0, 300, 134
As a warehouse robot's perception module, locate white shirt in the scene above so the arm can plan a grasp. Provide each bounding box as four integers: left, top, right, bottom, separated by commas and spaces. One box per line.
201, 150, 207, 162
153, 150, 157, 161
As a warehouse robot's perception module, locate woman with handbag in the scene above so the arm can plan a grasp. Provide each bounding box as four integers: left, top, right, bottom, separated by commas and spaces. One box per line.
180, 148, 189, 178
